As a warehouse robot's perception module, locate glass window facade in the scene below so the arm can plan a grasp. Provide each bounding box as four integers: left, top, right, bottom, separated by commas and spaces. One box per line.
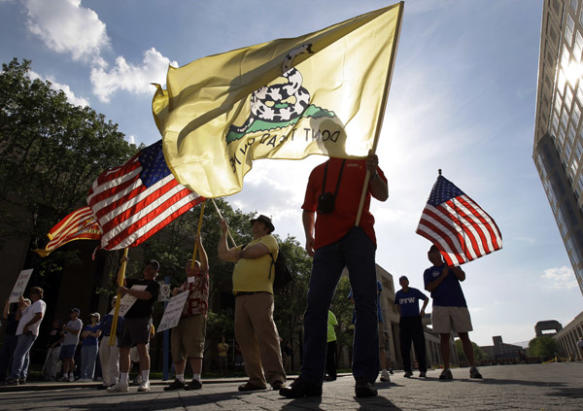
534, 1, 583, 296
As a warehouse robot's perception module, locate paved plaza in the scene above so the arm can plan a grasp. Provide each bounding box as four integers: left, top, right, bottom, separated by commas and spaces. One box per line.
0, 363, 582, 410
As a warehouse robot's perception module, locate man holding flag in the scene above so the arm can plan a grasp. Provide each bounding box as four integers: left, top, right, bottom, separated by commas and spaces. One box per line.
280, 152, 388, 398
417, 173, 502, 380
424, 245, 482, 380
108, 260, 160, 393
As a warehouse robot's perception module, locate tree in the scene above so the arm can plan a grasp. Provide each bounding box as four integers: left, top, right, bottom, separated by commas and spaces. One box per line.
0, 58, 138, 248
454, 339, 486, 364
527, 336, 559, 361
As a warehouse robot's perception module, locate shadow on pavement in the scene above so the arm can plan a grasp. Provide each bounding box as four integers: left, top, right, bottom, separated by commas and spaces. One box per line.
355, 395, 402, 410
546, 387, 583, 399
458, 378, 565, 387
280, 396, 323, 410
58, 390, 276, 410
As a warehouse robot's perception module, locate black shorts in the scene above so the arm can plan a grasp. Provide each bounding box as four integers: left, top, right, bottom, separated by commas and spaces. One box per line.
119, 317, 151, 348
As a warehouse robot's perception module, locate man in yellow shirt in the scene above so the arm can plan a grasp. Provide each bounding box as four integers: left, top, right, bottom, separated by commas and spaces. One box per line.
218, 214, 286, 391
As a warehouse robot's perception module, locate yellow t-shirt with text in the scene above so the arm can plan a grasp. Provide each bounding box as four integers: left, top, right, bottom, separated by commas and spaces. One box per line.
232, 235, 278, 294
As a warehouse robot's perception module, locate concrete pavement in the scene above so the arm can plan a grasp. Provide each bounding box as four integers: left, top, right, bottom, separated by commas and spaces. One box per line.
0, 363, 582, 410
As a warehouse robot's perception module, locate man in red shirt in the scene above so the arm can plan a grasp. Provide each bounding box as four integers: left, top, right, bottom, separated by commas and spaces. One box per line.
280, 152, 388, 399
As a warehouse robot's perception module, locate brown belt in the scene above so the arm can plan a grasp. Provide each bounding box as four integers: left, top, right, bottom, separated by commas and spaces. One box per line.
235, 291, 270, 297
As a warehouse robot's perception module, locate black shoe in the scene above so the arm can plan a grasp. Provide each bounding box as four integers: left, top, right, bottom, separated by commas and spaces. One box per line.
238, 382, 266, 392
271, 380, 284, 390
164, 379, 185, 391
185, 379, 202, 390
279, 377, 322, 398
355, 381, 377, 398
324, 375, 337, 381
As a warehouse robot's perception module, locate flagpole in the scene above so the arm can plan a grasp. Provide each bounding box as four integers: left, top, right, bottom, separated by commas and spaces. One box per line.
210, 198, 238, 247
354, 1, 404, 227
109, 248, 129, 346
191, 202, 206, 269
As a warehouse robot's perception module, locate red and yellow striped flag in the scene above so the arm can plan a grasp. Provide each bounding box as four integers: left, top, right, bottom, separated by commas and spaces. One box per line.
35, 206, 101, 257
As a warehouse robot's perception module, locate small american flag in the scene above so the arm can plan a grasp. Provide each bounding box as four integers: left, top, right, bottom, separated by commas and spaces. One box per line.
87, 140, 204, 250
416, 175, 502, 265
35, 206, 101, 257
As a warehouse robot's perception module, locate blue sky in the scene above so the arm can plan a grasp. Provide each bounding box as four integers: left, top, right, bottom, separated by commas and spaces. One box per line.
0, 0, 579, 346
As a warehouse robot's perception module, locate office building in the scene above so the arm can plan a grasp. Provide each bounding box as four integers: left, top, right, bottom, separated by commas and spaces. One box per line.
533, 0, 583, 294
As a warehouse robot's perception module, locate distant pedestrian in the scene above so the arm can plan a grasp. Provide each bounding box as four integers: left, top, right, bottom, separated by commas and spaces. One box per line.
8, 287, 46, 385
164, 235, 210, 391
424, 245, 482, 380
394, 275, 429, 378
325, 310, 338, 381
108, 259, 160, 393
217, 336, 229, 376
60, 308, 83, 382
0, 300, 19, 384
42, 319, 63, 381
80, 313, 102, 381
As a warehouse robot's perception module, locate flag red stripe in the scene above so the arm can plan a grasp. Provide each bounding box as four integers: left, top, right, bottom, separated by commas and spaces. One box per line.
417, 213, 466, 265
125, 198, 204, 248
105, 191, 200, 249
439, 202, 486, 257
421, 208, 472, 263
457, 195, 502, 251
100, 179, 181, 233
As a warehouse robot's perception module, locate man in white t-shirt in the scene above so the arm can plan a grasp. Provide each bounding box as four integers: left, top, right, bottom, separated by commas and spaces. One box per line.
7, 287, 46, 384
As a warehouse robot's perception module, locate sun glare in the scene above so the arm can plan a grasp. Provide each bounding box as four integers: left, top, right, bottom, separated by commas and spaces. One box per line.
564, 61, 583, 87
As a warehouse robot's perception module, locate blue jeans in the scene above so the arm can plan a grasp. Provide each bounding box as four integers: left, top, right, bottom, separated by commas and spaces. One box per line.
301, 227, 379, 384
81, 344, 99, 379
0, 334, 17, 381
10, 334, 36, 380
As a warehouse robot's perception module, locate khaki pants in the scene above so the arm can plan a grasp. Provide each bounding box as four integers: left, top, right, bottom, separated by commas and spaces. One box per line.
99, 336, 119, 386
235, 293, 286, 387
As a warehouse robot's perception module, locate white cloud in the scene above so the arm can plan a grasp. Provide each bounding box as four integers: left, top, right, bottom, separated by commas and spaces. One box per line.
23, 0, 109, 64
28, 70, 89, 107
90, 48, 177, 103
541, 266, 578, 290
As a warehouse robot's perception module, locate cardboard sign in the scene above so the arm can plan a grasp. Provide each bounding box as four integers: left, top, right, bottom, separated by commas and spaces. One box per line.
109, 284, 147, 317
157, 290, 189, 333
9, 269, 34, 303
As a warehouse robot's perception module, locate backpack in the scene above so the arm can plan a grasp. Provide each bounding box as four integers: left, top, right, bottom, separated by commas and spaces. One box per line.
269, 247, 294, 293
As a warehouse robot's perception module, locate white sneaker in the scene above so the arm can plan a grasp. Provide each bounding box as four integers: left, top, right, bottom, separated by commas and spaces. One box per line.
107, 381, 129, 393
380, 369, 391, 382
138, 380, 150, 392
68, 374, 75, 382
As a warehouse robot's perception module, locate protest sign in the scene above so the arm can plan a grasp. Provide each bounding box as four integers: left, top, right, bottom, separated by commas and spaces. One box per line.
157, 290, 189, 333
9, 269, 33, 303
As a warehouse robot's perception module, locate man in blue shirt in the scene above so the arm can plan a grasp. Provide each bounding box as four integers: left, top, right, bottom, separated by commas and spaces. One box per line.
394, 276, 428, 378
423, 245, 482, 380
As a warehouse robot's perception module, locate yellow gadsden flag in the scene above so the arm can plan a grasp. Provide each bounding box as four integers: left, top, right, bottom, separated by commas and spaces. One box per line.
153, 3, 403, 198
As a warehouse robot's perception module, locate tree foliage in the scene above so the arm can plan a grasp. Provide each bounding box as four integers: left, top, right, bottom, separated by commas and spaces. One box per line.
0, 58, 138, 246
527, 336, 559, 360
454, 338, 486, 364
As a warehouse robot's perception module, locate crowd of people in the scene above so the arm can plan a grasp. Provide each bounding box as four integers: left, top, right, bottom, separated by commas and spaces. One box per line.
0, 152, 483, 398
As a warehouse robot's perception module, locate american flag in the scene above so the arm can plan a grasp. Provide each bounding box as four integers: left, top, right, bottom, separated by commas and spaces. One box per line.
87, 140, 204, 250
416, 175, 502, 265
34, 206, 101, 257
